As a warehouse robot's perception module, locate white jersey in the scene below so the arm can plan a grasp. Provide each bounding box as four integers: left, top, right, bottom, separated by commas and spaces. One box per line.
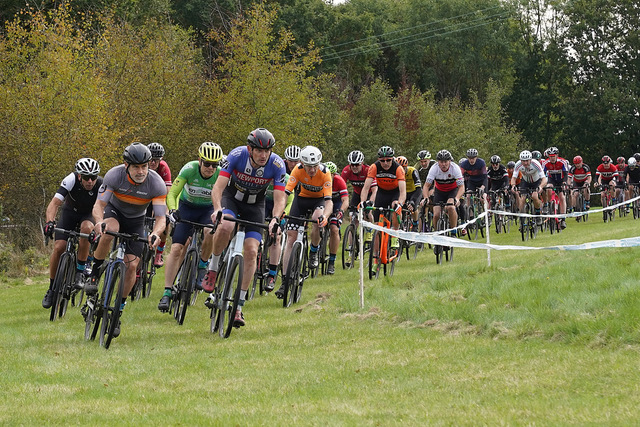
514, 159, 544, 183
425, 162, 464, 192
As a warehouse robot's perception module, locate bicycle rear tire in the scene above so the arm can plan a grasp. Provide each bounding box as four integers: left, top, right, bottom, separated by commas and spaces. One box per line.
368, 231, 382, 280
341, 224, 356, 270
284, 242, 302, 308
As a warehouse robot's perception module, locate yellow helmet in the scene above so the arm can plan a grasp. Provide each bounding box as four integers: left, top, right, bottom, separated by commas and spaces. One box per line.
199, 142, 223, 162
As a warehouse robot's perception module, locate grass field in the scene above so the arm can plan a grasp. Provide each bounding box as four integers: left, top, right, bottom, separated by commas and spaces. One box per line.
2, 212, 640, 425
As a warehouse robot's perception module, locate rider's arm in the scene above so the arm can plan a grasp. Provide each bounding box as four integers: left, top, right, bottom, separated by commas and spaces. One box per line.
422, 180, 432, 199
539, 176, 548, 192
360, 177, 374, 203
271, 188, 286, 220
397, 179, 407, 206
45, 197, 63, 223
167, 176, 187, 211
455, 183, 465, 202
211, 175, 229, 212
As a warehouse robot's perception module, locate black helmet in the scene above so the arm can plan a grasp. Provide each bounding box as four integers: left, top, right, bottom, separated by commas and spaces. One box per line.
531, 150, 542, 160
507, 161, 516, 168
147, 142, 165, 158
247, 128, 276, 149
377, 146, 395, 158
436, 150, 452, 161
123, 143, 152, 164
490, 155, 501, 164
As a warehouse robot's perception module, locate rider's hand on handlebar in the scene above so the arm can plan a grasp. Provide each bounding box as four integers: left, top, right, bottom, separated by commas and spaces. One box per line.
44, 221, 56, 238
168, 209, 179, 226
317, 215, 328, 228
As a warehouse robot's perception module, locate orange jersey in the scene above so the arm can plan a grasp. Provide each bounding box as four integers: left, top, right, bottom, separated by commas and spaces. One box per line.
286, 164, 332, 199
367, 160, 405, 191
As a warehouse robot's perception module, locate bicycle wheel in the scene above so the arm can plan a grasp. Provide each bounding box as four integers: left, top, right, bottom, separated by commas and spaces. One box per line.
220, 254, 243, 338
176, 249, 197, 325
296, 244, 309, 304
143, 250, 156, 298
342, 224, 356, 269
283, 242, 300, 308
209, 260, 227, 334
250, 241, 265, 300
521, 204, 529, 242
101, 262, 125, 348
84, 294, 99, 340
368, 231, 382, 280
50, 252, 73, 322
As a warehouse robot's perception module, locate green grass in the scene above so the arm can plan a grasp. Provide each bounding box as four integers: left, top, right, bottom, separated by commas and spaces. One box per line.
2, 214, 640, 424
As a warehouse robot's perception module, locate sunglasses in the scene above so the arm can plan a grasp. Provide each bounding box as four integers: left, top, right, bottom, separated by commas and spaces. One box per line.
81, 174, 98, 181
380, 158, 393, 163
201, 161, 218, 168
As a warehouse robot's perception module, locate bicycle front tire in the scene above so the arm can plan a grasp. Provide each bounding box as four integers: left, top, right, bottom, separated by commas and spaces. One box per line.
102, 262, 125, 348
50, 252, 74, 322
177, 249, 198, 325
284, 242, 302, 308
221, 254, 243, 338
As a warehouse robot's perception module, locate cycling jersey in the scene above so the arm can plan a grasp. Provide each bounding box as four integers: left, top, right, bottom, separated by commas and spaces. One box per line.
488, 165, 509, 191
513, 160, 544, 183
596, 164, 618, 183
167, 160, 220, 210
568, 164, 591, 184
341, 164, 374, 195
55, 172, 103, 215
626, 166, 640, 184
617, 163, 627, 183
155, 160, 172, 187
98, 165, 167, 218
507, 168, 521, 185
425, 163, 464, 192
415, 160, 434, 185
286, 164, 332, 200
460, 158, 488, 188
544, 158, 568, 184
404, 166, 422, 193
331, 174, 349, 201
221, 146, 287, 204
367, 160, 405, 191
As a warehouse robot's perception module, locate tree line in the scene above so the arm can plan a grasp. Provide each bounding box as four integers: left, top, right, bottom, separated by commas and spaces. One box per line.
1, 0, 636, 245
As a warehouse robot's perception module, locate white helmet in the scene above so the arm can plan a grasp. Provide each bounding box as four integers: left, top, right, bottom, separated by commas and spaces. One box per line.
75, 158, 100, 175
284, 145, 301, 161
299, 146, 322, 166
519, 150, 532, 161
628, 157, 637, 167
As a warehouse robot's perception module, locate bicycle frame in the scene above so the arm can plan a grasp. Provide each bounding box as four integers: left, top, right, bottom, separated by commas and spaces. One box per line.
282, 214, 315, 307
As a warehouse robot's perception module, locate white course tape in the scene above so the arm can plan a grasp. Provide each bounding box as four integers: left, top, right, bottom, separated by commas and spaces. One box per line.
361, 220, 640, 251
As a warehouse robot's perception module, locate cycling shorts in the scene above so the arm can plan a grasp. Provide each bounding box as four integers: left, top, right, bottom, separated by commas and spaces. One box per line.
407, 189, 422, 207
288, 196, 325, 229
103, 203, 145, 257
55, 208, 95, 241
220, 192, 266, 242
433, 188, 458, 204
374, 188, 400, 209
172, 201, 214, 245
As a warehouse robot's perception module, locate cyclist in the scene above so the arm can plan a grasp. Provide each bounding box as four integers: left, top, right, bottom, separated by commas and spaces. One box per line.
487, 155, 509, 209
283, 145, 301, 174
542, 147, 569, 229
396, 155, 422, 230
157, 142, 223, 312
616, 156, 627, 205
626, 157, 640, 200
532, 150, 543, 167
203, 128, 286, 327
568, 156, 592, 212
88, 143, 167, 337
42, 158, 102, 309
421, 149, 464, 235
324, 161, 349, 275
459, 148, 488, 221
360, 146, 406, 249
506, 160, 519, 210
595, 155, 618, 207
415, 150, 433, 186
511, 150, 547, 225
341, 150, 374, 210
276, 146, 333, 298
147, 143, 172, 268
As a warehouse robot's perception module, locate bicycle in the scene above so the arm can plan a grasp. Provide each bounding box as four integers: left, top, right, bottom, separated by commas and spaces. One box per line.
630, 184, 640, 219
164, 218, 211, 325
598, 184, 615, 223
365, 206, 401, 280
518, 188, 538, 241
131, 216, 156, 300
208, 213, 271, 338
399, 205, 419, 260
250, 218, 281, 300
489, 189, 508, 234
464, 189, 485, 240
431, 202, 454, 264
83, 227, 149, 349
544, 185, 562, 234
46, 227, 92, 321
341, 208, 371, 270
572, 186, 589, 222
313, 222, 330, 277
280, 214, 316, 307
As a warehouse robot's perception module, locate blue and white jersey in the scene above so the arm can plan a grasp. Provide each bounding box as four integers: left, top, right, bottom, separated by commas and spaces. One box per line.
220, 146, 287, 204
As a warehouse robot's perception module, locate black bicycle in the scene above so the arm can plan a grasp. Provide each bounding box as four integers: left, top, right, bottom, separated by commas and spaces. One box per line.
281, 215, 315, 307
46, 227, 92, 321
83, 228, 149, 348
431, 202, 454, 265
131, 216, 156, 300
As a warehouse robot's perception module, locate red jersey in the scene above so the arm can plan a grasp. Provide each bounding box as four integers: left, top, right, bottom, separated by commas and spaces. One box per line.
341, 164, 375, 195
544, 158, 568, 184
596, 164, 618, 182
568, 164, 591, 183
155, 160, 172, 186
331, 175, 349, 201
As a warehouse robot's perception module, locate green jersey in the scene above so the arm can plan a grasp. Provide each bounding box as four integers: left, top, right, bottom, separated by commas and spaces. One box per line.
167, 160, 220, 210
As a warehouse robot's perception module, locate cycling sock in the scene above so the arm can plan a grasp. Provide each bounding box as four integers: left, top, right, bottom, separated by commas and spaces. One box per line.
91, 259, 104, 276
310, 244, 319, 253
49, 278, 54, 290
209, 253, 221, 271
157, 242, 165, 252
163, 288, 172, 296
120, 299, 126, 311
329, 254, 336, 262
239, 290, 247, 306
268, 264, 278, 277
198, 258, 208, 269
76, 260, 86, 272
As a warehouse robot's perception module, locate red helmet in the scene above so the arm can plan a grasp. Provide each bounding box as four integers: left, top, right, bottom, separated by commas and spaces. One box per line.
617, 156, 625, 164
573, 155, 582, 165
602, 155, 612, 163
